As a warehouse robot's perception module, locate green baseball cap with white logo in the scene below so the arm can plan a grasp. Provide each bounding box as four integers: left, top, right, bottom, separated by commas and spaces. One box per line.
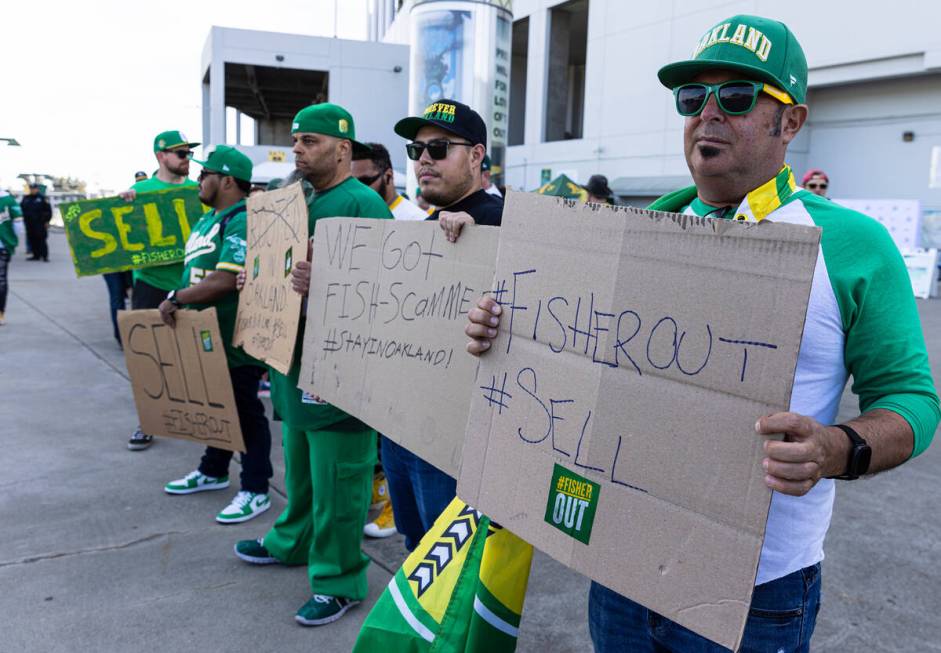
291, 103, 371, 154
192, 145, 253, 183
658, 15, 808, 104
153, 130, 200, 152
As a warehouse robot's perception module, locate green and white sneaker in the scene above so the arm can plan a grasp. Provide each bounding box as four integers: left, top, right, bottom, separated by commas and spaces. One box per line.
164, 470, 230, 495
234, 538, 279, 565
216, 491, 270, 524
295, 595, 360, 626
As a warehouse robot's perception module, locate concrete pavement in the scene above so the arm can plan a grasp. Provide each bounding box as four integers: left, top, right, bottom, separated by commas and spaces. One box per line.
2, 231, 939, 652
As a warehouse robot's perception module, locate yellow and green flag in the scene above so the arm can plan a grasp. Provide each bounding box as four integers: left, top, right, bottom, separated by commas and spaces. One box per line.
354, 498, 534, 653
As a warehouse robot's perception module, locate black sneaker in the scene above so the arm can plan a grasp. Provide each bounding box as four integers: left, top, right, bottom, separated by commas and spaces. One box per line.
127, 428, 154, 451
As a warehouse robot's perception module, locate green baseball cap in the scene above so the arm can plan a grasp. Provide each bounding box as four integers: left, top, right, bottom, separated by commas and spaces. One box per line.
291, 103, 371, 154
153, 130, 200, 152
192, 145, 253, 183
658, 15, 807, 104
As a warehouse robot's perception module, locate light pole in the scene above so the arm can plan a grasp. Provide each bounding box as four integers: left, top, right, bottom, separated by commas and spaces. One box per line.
0, 138, 21, 146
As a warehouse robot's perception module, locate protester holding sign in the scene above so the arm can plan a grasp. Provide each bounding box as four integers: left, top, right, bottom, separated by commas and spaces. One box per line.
157, 145, 273, 524
373, 99, 504, 552
0, 190, 21, 325
466, 15, 939, 652
123, 130, 200, 451
233, 103, 391, 627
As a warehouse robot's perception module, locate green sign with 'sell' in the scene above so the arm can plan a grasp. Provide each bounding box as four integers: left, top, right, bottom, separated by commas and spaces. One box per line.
61, 187, 204, 277
544, 463, 600, 545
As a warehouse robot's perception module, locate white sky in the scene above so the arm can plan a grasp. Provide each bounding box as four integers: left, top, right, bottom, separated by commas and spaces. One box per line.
0, 0, 368, 194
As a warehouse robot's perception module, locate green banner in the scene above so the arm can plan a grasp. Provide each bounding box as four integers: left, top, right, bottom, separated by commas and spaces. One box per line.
61, 187, 204, 277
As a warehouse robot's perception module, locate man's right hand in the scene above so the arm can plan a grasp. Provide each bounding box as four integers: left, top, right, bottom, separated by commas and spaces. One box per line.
235, 269, 246, 291
118, 189, 137, 202
465, 296, 502, 356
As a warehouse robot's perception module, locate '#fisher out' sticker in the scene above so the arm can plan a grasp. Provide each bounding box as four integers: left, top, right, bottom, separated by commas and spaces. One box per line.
544, 464, 600, 545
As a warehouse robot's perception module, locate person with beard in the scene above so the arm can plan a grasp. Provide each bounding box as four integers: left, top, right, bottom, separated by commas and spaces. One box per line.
121, 130, 200, 450
366, 99, 503, 553
352, 142, 427, 221
157, 145, 273, 524
465, 15, 939, 652
234, 103, 392, 627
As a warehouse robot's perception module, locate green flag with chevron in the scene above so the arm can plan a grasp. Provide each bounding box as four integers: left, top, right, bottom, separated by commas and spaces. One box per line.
353, 498, 534, 652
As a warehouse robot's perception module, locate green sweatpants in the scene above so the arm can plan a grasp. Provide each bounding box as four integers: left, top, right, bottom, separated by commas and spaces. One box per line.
263, 418, 376, 600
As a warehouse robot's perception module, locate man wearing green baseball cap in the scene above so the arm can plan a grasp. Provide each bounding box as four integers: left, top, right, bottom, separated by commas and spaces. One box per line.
234, 102, 391, 628
121, 130, 201, 451
465, 14, 939, 653
157, 145, 274, 526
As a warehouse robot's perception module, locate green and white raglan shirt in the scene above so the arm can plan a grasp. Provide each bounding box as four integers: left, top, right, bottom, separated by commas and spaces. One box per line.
0, 191, 21, 253
650, 165, 940, 585
181, 199, 256, 369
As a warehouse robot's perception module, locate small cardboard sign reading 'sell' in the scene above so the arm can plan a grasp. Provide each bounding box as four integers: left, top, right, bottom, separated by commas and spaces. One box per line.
233, 182, 308, 374
118, 308, 245, 452
299, 218, 499, 477
457, 191, 821, 652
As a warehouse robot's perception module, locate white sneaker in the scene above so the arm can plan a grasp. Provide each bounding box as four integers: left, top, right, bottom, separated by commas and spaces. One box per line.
216, 491, 271, 524
164, 470, 230, 495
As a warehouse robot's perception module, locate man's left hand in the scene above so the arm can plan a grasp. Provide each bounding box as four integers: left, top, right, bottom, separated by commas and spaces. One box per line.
291, 261, 311, 296
756, 412, 851, 496
438, 211, 475, 243
158, 299, 178, 328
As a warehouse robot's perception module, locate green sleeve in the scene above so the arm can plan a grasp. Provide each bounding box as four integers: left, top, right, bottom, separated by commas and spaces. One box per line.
217, 212, 247, 273
815, 199, 940, 456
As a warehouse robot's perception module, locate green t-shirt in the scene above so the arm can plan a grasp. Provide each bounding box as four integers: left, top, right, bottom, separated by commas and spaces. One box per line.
269, 176, 392, 431
131, 176, 199, 292
0, 192, 21, 253
181, 199, 256, 369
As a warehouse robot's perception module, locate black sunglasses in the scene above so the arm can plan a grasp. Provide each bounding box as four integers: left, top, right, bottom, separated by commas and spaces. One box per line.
356, 172, 384, 186
806, 182, 828, 190
405, 139, 474, 161
673, 80, 793, 117
197, 170, 222, 181
165, 149, 193, 159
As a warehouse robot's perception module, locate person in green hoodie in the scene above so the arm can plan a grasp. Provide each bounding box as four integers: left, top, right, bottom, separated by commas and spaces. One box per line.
233, 103, 392, 627
0, 189, 21, 325
465, 14, 939, 653
120, 130, 200, 451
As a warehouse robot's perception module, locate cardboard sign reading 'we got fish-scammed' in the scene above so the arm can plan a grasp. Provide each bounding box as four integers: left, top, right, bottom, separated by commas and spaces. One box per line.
457, 191, 821, 652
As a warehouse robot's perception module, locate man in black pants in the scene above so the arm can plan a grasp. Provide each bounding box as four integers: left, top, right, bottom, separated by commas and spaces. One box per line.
158, 146, 272, 524
20, 183, 51, 261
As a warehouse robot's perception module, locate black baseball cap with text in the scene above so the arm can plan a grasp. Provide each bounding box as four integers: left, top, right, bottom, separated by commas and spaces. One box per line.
394, 99, 487, 148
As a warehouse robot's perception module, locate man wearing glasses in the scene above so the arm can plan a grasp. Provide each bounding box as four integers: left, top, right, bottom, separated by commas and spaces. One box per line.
465, 15, 938, 652
802, 168, 829, 197
121, 130, 200, 451
352, 142, 427, 221
157, 146, 273, 526
369, 100, 504, 554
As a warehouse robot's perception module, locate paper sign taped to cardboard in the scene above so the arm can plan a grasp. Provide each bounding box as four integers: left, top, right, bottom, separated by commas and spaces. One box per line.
299, 218, 499, 476
233, 183, 308, 374
61, 187, 204, 277
457, 191, 820, 651
118, 308, 245, 452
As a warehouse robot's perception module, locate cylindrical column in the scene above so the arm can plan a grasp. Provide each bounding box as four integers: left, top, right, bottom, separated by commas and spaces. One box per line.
407, 0, 513, 193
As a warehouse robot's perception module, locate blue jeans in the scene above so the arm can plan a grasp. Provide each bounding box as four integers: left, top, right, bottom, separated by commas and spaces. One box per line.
589, 563, 821, 653
380, 436, 456, 551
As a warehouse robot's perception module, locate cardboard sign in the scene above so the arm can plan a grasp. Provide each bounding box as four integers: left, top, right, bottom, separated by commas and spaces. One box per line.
299, 218, 499, 476
61, 187, 204, 277
118, 308, 245, 453
457, 192, 821, 651
232, 183, 308, 374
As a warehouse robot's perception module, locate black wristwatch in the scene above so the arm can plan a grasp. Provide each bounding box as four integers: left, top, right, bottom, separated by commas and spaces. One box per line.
828, 424, 872, 480
166, 290, 181, 307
